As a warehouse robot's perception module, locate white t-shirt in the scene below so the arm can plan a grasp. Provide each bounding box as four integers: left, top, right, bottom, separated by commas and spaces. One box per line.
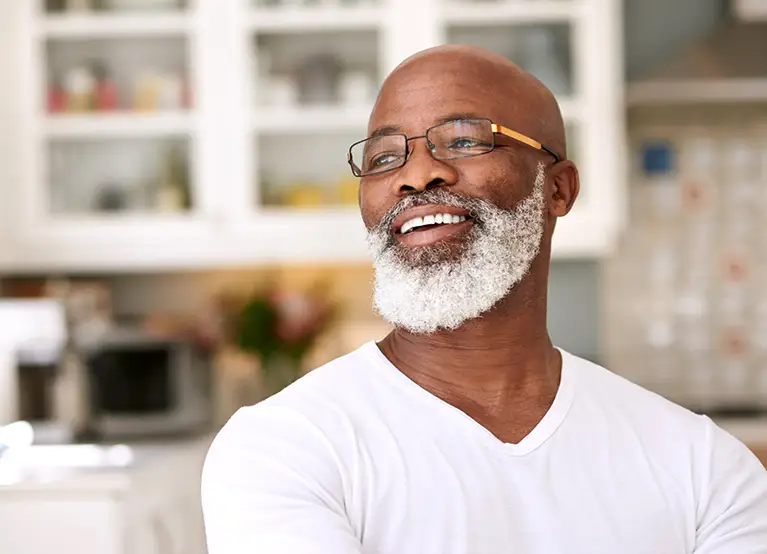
201, 342, 767, 554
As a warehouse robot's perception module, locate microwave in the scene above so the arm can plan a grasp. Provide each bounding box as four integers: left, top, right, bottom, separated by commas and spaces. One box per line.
85, 330, 213, 440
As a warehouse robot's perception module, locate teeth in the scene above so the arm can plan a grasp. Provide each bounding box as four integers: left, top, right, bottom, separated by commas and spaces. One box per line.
401, 216, 422, 234
399, 212, 470, 234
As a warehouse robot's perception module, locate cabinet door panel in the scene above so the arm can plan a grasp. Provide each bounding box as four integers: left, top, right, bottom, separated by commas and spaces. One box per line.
0, 496, 121, 554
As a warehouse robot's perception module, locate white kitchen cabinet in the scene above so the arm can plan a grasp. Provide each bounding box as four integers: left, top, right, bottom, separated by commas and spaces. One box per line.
0, 0, 626, 272
0, 496, 122, 554
0, 489, 182, 554
0, 437, 210, 554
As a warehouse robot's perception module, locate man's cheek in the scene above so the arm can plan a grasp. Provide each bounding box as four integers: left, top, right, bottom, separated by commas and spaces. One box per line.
360, 207, 382, 232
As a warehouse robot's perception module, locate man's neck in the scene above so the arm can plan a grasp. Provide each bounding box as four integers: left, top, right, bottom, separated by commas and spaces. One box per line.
376, 278, 561, 444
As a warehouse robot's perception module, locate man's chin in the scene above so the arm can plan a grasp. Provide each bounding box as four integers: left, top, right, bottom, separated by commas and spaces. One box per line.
389, 242, 465, 268
387, 233, 473, 268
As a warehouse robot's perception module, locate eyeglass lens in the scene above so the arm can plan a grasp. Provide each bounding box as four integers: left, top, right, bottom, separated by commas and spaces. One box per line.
350, 119, 495, 177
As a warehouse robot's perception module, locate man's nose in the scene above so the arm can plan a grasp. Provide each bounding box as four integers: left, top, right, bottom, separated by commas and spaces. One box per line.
393, 138, 458, 196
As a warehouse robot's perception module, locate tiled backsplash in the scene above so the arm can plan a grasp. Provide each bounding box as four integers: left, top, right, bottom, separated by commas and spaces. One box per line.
604, 104, 767, 413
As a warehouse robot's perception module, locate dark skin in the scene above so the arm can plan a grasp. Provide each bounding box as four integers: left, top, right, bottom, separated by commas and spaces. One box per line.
358, 45, 580, 444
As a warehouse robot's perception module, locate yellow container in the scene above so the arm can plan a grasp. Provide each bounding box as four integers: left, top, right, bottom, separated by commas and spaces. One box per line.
284, 184, 326, 208
335, 177, 360, 206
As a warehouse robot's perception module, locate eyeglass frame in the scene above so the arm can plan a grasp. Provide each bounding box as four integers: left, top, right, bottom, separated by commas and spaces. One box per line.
346, 117, 561, 178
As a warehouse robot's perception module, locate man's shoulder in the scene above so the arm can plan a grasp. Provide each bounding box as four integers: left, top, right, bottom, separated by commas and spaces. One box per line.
206, 342, 384, 465
563, 349, 711, 438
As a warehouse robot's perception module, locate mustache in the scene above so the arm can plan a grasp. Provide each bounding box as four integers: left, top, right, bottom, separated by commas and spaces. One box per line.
372, 189, 494, 237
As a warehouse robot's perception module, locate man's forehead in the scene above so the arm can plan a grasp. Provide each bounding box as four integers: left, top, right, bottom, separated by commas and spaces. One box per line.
368, 73, 508, 135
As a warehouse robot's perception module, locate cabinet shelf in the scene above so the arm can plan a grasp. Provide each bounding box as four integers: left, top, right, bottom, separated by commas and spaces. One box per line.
41, 14, 192, 39
443, 1, 583, 25
44, 112, 193, 138
35, 213, 205, 233
626, 79, 767, 106
247, 6, 382, 33
252, 105, 372, 134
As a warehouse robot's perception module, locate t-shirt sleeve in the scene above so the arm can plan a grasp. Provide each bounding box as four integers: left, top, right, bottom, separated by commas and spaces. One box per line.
200, 405, 363, 554
694, 417, 767, 553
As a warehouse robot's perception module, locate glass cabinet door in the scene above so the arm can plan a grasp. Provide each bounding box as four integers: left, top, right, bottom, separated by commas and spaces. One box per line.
246, 1, 382, 211
446, 23, 574, 97
38, 2, 196, 219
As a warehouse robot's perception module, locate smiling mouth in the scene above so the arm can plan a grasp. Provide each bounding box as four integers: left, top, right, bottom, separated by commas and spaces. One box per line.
391, 210, 475, 249
398, 213, 472, 235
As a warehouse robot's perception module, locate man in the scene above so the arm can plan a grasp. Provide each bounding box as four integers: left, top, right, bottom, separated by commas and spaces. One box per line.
201, 45, 767, 553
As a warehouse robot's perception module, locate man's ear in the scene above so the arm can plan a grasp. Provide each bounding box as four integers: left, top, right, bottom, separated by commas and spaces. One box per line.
547, 160, 579, 217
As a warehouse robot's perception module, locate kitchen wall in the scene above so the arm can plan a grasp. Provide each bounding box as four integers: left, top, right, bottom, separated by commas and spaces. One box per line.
104, 259, 601, 362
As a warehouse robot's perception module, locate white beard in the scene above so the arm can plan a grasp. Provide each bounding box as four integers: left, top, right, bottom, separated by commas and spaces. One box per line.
366, 163, 546, 334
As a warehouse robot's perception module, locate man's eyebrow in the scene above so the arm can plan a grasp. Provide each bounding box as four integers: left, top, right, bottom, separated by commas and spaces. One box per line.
368, 125, 402, 139
367, 113, 485, 139
435, 112, 483, 125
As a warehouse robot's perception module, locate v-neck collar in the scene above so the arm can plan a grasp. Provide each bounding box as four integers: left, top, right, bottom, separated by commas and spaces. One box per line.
363, 340, 577, 457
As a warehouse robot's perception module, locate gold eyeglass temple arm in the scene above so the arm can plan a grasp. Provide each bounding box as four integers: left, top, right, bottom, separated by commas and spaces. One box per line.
491, 123, 543, 151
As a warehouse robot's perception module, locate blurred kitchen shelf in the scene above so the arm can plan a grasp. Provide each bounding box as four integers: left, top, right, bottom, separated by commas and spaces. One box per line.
32, 213, 206, 234
246, 6, 382, 33
1, 206, 614, 272
4, 210, 370, 272
44, 112, 193, 138
627, 79, 767, 106
41, 13, 192, 39
5, 214, 215, 273
252, 105, 372, 133
224, 208, 370, 263
626, 22, 767, 106
443, 0, 583, 25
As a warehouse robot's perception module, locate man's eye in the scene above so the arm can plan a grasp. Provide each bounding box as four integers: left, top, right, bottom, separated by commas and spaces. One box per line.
369, 152, 402, 168
448, 137, 487, 149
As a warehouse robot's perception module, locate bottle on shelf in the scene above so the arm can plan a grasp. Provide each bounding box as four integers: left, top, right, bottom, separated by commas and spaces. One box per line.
133, 71, 161, 112
46, 0, 67, 12
64, 0, 93, 12
63, 66, 96, 112
182, 73, 193, 109
94, 182, 129, 212
47, 75, 67, 114
92, 62, 119, 112
154, 146, 191, 212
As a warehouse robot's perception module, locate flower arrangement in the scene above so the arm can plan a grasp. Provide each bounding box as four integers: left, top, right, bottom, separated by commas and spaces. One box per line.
223, 279, 337, 396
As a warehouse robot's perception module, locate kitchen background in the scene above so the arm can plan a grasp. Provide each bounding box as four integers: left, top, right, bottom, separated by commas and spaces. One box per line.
1, 0, 767, 553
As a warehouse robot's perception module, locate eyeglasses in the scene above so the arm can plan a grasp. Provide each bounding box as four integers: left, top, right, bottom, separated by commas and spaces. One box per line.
347, 117, 560, 178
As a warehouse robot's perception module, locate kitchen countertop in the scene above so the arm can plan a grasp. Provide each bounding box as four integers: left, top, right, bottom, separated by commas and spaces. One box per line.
0, 432, 215, 494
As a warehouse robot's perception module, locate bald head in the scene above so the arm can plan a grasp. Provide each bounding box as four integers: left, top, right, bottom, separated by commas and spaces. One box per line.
372, 44, 567, 160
